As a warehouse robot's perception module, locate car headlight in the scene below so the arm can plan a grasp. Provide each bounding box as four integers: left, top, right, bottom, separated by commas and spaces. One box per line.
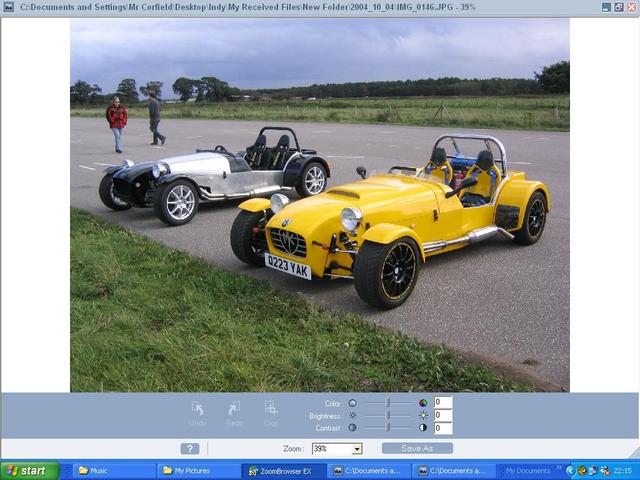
121, 159, 134, 168
270, 194, 290, 213
152, 162, 169, 179
341, 207, 363, 232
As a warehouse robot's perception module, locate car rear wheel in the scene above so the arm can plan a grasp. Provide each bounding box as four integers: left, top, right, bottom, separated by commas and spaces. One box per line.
99, 174, 131, 211
154, 180, 200, 226
513, 191, 547, 245
353, 237, 420, 309
296, 162, 327, 197
230, 210, 268, 267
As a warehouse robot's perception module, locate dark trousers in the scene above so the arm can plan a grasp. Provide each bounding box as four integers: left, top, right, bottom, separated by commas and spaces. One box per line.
149, 119, 165, 143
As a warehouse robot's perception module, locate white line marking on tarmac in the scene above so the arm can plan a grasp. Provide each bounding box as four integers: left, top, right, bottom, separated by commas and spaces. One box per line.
378, 131, 395, 134
152, 146, 168, 150
79, 165, 97, 171
327, 155, 365, 159
311, 131, 331, 134
536, 137, 551, 140
70, 140, 82, 143
94, 162, 115, 166
510, 162, 532, 165
187, 135, 204, 139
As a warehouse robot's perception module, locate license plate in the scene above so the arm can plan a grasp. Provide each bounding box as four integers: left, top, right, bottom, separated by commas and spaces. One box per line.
265, 253, 312, 280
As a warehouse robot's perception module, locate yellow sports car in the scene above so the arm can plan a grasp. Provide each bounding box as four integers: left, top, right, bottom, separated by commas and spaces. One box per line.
230, 134, 549, 309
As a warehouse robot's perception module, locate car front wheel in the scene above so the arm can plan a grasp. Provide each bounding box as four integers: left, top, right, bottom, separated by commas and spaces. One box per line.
230, 210, 268, 267
353, 237, 420, 309
98, 174, 131, 211
513, 191, 547, 245
296, 162, 327, 197
154, 180, 200, 226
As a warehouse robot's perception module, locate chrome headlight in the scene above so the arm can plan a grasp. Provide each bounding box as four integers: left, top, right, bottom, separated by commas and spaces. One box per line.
270, 194, 290, 213
152, 162, 169, 179
121, 159, 134, 168
341, 207, 363, 232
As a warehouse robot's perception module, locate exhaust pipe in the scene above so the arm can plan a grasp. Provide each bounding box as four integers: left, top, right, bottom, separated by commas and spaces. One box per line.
198, 185, 285, 201
423, 225, 513, 254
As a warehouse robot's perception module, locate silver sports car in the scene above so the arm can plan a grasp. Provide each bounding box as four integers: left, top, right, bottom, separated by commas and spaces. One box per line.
98, 127, 330, 226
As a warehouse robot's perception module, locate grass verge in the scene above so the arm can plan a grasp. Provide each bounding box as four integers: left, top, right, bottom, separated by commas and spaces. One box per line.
71, 208, 530, 392
72, 95, 569, 132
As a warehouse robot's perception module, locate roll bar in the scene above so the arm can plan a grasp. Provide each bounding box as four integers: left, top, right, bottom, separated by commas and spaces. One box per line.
433, 133, 508, 176
259, 126, 301, 152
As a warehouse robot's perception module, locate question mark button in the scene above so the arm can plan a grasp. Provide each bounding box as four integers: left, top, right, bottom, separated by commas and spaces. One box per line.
180, 443, 200, 455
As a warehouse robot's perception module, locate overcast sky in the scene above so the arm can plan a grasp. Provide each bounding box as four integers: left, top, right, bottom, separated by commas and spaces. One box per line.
71, 19, 569, 97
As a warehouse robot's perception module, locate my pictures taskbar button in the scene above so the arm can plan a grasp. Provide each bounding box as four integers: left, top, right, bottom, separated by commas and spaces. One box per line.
2, 463, 60, 480
71, 464, 156, 479
157, 464, 241, 479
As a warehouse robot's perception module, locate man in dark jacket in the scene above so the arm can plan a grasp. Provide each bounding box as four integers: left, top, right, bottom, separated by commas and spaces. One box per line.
105, 96, 127, 153
148, 92, 166, 145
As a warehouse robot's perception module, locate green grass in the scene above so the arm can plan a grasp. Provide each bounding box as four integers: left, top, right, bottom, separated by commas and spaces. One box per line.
71, 209, 530, 392
72, 95, 569, 131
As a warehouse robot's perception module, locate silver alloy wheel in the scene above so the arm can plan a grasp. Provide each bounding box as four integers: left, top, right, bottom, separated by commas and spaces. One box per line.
304, 166, 326, 194
110, 184, 129, 207
166, 184, 196, 221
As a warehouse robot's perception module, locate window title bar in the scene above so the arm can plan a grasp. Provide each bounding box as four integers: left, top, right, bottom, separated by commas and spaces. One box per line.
1, 0, 639, 17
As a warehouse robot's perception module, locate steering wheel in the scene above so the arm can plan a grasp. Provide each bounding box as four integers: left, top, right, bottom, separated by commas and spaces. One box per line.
214, 145, 228, 152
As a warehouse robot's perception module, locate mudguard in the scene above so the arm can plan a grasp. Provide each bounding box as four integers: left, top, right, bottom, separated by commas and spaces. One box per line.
103, 166, 122, 175
238, 198, 271, 212
495, 179, 551, 231
283, 156, 331, 187
156, 173, 199, 187
154, 174, 206, 200
360, 224, 425, 260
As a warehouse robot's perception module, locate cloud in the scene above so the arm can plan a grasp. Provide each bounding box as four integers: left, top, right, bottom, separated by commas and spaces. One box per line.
71, 18, 568, 96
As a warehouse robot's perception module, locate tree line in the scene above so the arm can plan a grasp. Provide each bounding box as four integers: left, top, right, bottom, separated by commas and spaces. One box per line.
251, 62, 570, 99
70, 76, 238, 105
70, 61, 569, 105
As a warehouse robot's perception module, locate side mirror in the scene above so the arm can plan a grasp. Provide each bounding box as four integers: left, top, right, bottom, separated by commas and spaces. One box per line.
445, 176, 478, 198
356, 166, 367, 179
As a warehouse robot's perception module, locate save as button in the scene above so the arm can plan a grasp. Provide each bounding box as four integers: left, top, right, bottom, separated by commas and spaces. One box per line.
1, 463, 60, 480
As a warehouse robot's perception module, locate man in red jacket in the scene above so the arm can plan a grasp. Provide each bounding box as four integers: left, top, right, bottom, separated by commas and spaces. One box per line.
105, 96, 127, 153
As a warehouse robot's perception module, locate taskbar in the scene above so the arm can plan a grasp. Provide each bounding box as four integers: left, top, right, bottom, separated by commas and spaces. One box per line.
1, 460, 639, 480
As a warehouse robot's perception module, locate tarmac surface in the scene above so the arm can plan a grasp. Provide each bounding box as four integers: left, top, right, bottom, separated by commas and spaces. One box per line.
70, 117, 570, 389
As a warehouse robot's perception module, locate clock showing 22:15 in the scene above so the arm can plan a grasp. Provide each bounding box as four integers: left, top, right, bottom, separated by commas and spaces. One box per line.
613, 466, 633, 475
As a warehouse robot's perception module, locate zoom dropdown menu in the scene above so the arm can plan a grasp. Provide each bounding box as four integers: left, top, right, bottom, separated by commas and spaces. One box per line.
312, 443, 364, 456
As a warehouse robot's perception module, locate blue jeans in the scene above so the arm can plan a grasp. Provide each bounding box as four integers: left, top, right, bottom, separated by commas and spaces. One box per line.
111, 128, 122, 151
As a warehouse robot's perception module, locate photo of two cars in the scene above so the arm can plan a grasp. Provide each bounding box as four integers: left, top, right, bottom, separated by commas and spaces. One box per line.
98, 129, 549, 309
70, 18, 569, 393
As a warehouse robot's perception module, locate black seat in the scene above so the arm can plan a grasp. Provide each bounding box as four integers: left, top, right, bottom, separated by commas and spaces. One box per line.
245, 134, 267, 169
269, 135, 290, 170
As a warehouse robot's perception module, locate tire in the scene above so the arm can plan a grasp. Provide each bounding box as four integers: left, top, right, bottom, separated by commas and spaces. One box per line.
353, 237, 421, 309
230, 210, 268, 267
99, 174, 131, 211
154, 180, 200, 226
296, 162, 328, 197
513, 191, 547, 245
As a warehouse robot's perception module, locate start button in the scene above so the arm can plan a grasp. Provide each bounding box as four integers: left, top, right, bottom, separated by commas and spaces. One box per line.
1, 463, 60, 480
